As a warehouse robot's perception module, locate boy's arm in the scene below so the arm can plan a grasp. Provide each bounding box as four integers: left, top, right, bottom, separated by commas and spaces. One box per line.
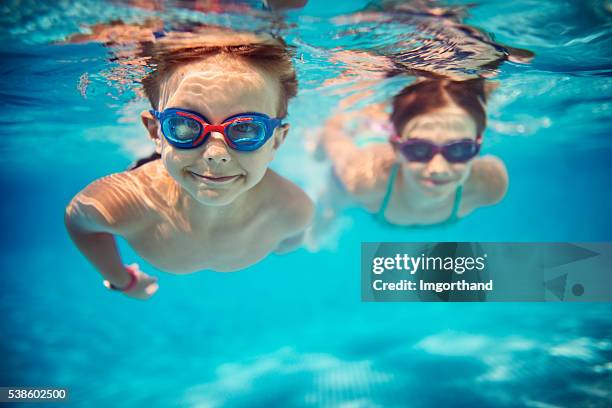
65, 214, 132, 288
65, 174, 157, 298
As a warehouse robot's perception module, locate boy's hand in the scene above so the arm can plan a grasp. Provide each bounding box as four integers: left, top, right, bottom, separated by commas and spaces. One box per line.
103, 263, 159, 300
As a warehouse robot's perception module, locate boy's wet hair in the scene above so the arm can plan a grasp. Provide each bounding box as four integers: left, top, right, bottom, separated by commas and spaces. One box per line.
141, 29, 298, 118
391, 79, 488, 136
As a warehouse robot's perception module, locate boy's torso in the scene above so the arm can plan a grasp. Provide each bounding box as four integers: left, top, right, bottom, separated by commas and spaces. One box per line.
117, 161, 301, 273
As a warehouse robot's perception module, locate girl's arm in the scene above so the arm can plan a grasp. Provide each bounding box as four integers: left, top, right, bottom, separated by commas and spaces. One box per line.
321, 108, 394, 195
320, 111, 361, 168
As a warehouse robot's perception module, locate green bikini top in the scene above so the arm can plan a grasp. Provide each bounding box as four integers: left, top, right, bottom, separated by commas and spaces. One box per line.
377, 163, 463, 226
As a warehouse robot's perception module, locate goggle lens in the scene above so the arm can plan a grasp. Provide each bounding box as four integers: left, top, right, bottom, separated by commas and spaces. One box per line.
444, 140, 479, 162
163, 116, 202, 143
402, 141, 434, 162
227, 121, 267, 147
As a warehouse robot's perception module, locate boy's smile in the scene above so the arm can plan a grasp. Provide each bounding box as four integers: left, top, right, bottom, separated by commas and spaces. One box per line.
188, 171, 242, 184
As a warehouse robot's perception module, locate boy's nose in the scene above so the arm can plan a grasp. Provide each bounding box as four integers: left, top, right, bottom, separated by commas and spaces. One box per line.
202, 133, 231, 165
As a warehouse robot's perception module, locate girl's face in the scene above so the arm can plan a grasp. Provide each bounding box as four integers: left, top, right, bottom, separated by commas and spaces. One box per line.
142, 56, 288, 207
396, 103, 479, 197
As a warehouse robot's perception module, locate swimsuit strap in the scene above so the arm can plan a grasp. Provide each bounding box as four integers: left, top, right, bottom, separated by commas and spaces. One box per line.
377, 164, 463, 224
447, 184, 463, 222
378, 163, 400, 219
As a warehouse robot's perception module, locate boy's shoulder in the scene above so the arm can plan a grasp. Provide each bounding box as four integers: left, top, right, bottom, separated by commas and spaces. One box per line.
259, 169, 314, 235
68, 160, 169, 234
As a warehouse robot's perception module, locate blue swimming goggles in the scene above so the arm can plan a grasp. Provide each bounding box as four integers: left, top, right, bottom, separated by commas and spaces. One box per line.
150, 108, 283, 152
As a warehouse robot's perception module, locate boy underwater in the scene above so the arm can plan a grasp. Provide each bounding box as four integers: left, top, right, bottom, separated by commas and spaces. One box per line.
65, 29, 314, 300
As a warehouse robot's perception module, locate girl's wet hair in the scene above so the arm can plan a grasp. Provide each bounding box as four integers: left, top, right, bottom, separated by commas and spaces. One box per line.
141, 30, 298, 118
390, 79, 488, 136
128, 151, 161, 171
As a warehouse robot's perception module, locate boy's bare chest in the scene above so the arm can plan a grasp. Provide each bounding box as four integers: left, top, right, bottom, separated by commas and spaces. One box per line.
125, 216, 279, 273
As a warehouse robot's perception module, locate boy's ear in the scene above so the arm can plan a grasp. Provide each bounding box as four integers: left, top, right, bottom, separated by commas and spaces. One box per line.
272, 123, 290, 151
141, 110, 162, 154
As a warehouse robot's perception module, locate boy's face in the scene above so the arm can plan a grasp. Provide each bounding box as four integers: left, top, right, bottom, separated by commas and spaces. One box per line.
142, 56, 288, 206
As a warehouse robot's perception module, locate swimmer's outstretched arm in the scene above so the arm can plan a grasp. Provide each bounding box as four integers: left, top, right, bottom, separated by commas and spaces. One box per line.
64, 176, 158, 300
320, 111, 393, 195
321, 112, 361, 167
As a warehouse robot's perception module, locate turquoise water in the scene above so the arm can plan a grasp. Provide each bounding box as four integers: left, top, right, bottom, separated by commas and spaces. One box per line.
1, 0, 612, 406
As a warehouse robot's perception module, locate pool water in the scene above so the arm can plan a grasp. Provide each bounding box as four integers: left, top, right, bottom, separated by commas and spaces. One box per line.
1, 0, 611, 407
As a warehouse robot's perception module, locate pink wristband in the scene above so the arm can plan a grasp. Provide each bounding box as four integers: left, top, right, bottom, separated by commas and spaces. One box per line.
107, 265, 138, 292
